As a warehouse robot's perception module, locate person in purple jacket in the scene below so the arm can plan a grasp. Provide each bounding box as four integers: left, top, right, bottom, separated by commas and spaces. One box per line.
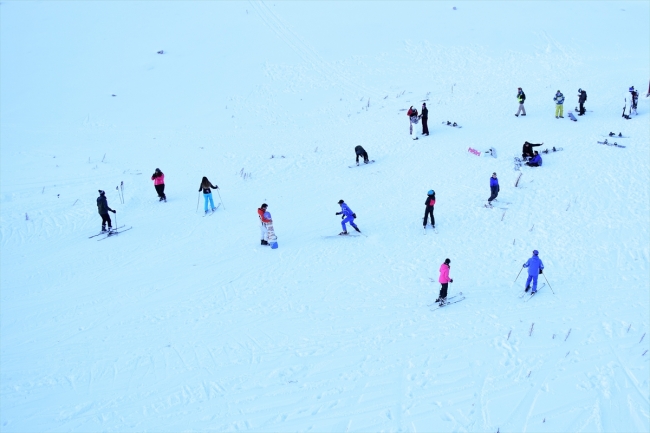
523, 250, 544, 293
335, 199, 361, 235
487, 172, 499, 206
525, 151, 542, 167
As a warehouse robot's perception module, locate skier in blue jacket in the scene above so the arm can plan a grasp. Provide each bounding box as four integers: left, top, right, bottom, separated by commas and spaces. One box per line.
523, 250, 544, 293
336, 199, 361, 235
487, 172, 499, 206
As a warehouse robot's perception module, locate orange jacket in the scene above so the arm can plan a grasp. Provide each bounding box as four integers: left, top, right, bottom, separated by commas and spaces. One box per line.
258, 208, 271, 223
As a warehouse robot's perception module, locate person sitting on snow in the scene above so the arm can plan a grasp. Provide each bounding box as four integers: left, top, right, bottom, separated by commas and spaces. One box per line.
525, 151, 542, 167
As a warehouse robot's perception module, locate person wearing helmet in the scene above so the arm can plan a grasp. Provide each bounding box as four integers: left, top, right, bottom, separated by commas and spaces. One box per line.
257, 203, 272, 245
436, 258, 454, 305
335, 200, 360, 235
523, 250, 544, 294
406, 105, 420, 140
577, 88, 587, 115
487, 173, 499, 206
423, 189, 436, 229
515, 87, 526, 117
354, 145, 369, 165
97, 190, 116, 232
629, 86, 638, 116
553, 90, 565, 118
151, 168, 166, 202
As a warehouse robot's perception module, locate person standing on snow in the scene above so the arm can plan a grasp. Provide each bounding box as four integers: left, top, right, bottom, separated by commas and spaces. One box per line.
436, 258, 454, 305
577, 88, 587, 115
258, 203, 271, 245
407, 106, 420, 140
97, 189, 116, 232
151, 168, 166, 202
421, 103, 429, 136
522, 141, 543, 159
336, 199, 361, 235
515, 87, 526, 117
423, 189, 436, 229
198, 176, 219, 214
354, 145, 370, 165
629, 86, 639, 116
523, 250, 544, 293
553, 90, 565, 118
487, 172, 500, 206
525, 151, 542, 167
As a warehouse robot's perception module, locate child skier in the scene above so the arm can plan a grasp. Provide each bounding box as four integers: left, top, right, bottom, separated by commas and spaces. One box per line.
436, 258, 454, 305
523, 250, 544, 293
96, 190, 116, 232
515, 87, 526, 117
198, 177, 219, 214
257, 203, 271, 245
553, 90, 564, 118
423, 189, 436, 229
336, 200, 361, 235
487, 173, 499, 206
407, 106, 420, 140
354, 145, 370, 165
151, 168, 166, 202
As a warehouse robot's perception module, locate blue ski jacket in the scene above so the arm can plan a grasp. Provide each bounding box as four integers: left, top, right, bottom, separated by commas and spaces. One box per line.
554, 92, 565, 105
530, 154, 542, 165
490, 177, 499, 188
339, 203, 354, 217
523, 255, 544, 276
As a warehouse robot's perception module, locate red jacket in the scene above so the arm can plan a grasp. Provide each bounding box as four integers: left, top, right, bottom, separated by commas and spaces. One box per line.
258, 208, 271, 223
407, 107, 415, 117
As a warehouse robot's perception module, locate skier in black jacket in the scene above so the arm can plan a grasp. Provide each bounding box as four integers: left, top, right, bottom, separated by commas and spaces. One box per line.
97, 190, 116, 232
354, 145, 369, 165
577, 88, 587, 115
421, 103, 429, 136
423, 190, 436, 228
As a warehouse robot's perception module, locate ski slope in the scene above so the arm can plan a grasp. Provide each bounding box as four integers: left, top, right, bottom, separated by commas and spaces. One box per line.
1, 1, 649, 431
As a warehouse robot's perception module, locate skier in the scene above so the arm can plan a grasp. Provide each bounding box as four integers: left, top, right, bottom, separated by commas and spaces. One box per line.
354, 145, 370, 165
421, 102, 429, 136
523, 250, 544, 293
553, 90, 565, 118
151, 168, 166, 202
198, 176, 219, 214
436, 258, 453, 305
515, 87, 526, 117
407, 106, 420, 140
525, 151, 542, 167
257, 203, 271, 245
522, 141, 543, 159
335, 199, 361, 235
423, 189, 436, 229
577, 88, 587, 115
97, 190, 116, 232
629, 86, 639, 116
487, 172, 500, 206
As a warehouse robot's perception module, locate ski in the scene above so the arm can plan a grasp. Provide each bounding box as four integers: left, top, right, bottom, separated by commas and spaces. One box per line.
430, 297, 466, 311
427, 292, 463, 307
98, 227, 132, 240
348, 160, 376, 168
597, 140, 626, 148
322, 233, 362, 239
89, 225, 125, 238
519, 283, 546, 298
441, 121, 462, 128
541, 147, 563, 154
603, 134, 628, 139
203, 203, 221, 216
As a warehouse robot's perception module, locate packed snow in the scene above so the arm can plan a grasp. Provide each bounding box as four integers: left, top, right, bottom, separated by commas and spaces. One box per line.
1, 1, 649, 431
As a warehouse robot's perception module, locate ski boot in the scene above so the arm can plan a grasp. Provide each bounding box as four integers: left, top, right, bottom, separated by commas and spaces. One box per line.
261, 240, 269, 245
609, 132, 615, 137
339, 231, 348, 236
525, 286, 530, 293
353, 227, 361, 233
212, 208, 216, 212
101, 226, 108, 232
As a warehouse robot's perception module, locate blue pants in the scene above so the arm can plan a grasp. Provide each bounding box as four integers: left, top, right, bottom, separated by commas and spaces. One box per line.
525, 274, 539, 292
203, 193, 215, 212
341, 215, 358, 231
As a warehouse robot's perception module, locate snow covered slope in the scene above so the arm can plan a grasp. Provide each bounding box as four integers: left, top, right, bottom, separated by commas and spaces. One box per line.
1, 1, 649, 431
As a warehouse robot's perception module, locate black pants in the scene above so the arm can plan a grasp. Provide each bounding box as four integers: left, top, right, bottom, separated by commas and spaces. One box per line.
355, 151, 369, 163
526, 162, 540, 167
439, 283, 448, 300
423, 206, 435, 227
487, 185, 499, 202
578, 102, 585, 115
422, 118, 429, 135
100, 213, 112, 228
155, 184, 166, 199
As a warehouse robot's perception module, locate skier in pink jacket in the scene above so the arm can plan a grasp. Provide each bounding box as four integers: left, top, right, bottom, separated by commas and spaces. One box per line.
436, 258, 454, 305
151, 168, 166, 202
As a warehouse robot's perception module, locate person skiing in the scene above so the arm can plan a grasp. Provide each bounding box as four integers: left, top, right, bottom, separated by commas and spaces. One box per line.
151, 168, 166, 202
577, 88, 587, 115
257, 203, 271, 245
421, 102, 429, 136
354, 145, 370, 165
198, 176, 219, 214
553, 90, 565, 118
423, 189, 436, 229
487, 172, 499, 206
335, 199, 361, 235
522, 141, 543, 159
515, 87, 526, 117
629, 86, 639, 116
525, 151, 542, 167
436, 258, 453, 305
407, 106, 420, 140
523, 250, 544, 293
97, 190, 116, 232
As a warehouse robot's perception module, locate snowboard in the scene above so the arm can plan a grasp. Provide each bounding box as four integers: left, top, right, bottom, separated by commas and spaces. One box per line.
484, 147, 497, 158
603, 133, 628, 139
541, 147, 563, 154
442, 121, 462, 128
597, 140, 626, 148
568, 112, 577, 122
348, 160, 375, 168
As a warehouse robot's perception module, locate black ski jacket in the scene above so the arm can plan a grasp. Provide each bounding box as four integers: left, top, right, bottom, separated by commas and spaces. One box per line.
522, 142, 542, 158
424, 193, 436, 209
421, 107, 428, 119
578, 91, 587, 103
97, 195, 113, 215
354, 145, 366, 156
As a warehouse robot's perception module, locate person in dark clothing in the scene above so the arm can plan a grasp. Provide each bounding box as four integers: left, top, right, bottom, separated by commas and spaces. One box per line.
629, 86, 639, 116
354, 145, 369, 165
515, 87, 526, 116
577, 88, 587, 115
423, 189, 436, 228
525, 151, 542, 167
151, 168, 166, 202
522, 141, 543, 159
198, 177, 219, 214
97, 190, 116, 232
421, 103, 429, 136
487, 173, 499, 206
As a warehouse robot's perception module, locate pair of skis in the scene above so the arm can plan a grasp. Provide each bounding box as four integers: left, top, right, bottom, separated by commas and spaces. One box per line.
423, 224, 438, 234
518, 283, 546, 300
442, 121, 462, 128
597, 140, 626, 148
428, 292, 465, 311
203, 203, 222, 216
89, 225, 133, 241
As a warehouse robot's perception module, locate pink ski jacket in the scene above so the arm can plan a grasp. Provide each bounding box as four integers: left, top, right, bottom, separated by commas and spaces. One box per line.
151, 173, 165, 185
438, 263, 451, 283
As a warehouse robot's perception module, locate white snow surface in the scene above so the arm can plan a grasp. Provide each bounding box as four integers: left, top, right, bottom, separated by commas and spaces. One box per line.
1, 1, 649, 431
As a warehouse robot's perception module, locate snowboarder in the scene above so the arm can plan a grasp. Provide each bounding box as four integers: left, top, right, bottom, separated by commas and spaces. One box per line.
525, 151, 542, 167
407, 106, 420, 140
423, 189, 436, 228
335, 199, 360, 235
553, 90, 565, 118
258, 203, 271, 245
436, 258, 453, 305
421, 103, 429, 136
487, 172, 499, 205
198, 176, 219, 214
522, 141, 543, 159
515, 87, 526, 117
577, 88, 587, 115
523, 250, 544, 293
97, 190, 116, 232
354, 145, 370, 165
151, 168, 166, 202
629, 86, 639, 116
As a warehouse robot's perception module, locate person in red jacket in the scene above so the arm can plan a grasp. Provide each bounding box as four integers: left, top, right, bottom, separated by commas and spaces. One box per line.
151, 168, 166, 202
257, 203, 272, 245
407, 106, 420, 140
436, 258, 454, 305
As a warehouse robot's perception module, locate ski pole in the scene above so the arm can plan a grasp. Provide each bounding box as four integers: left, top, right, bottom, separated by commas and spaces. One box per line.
542, 273, 555, 294
114, 211, 117, 231
216, 188, 225, 210
514, 265, 524, 282
196, 192, 200, 213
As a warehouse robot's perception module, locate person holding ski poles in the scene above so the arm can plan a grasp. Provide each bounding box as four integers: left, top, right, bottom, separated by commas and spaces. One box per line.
436, 258, 453, 305
523, 250, 544, 293
151, 168, 166, 202
515, 87, 526, 117
407, 106, 420, 140
336, 199, 361, 235
198, 177, 219, 214
553, 90, 565, 118
97, 190, 116, 232
487, 173, 499, 206
258, 203, 271, 245
354, 145, 370, 165
423, 189, 436, 229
